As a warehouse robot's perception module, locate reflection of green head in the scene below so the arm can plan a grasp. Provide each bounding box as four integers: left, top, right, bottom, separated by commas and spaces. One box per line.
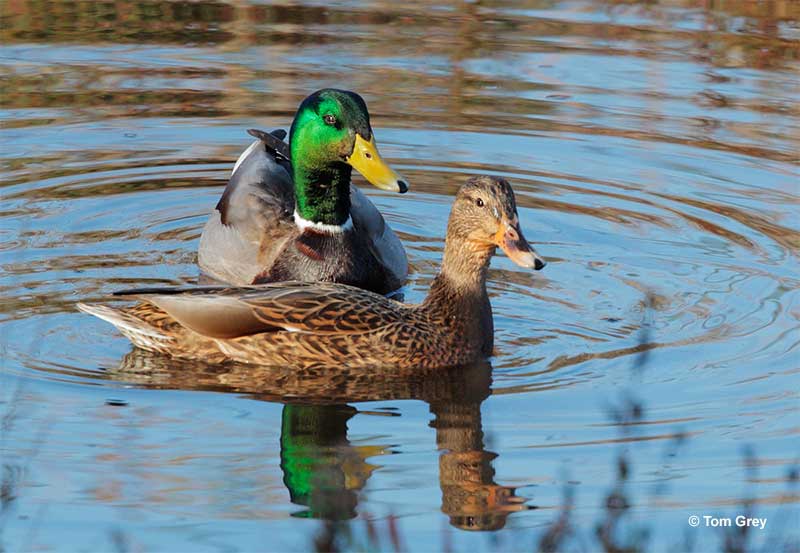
280, 404, 359, 520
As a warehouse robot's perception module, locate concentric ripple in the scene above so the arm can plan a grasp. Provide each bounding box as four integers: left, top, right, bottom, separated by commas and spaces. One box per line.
1, 1, 798, 551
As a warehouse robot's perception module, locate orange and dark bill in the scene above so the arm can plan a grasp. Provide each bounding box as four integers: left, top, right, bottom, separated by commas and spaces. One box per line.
495, 219, 546, 270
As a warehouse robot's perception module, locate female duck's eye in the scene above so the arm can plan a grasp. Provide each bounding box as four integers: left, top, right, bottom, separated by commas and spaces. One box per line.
475, 198, 485, 208
323, 114, 337, 126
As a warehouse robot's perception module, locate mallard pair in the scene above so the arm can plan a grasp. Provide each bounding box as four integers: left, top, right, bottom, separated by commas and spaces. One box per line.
79, 90, 547, 369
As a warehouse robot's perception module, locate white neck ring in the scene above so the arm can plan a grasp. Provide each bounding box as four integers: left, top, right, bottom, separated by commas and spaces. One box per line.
293, 211, 354, 234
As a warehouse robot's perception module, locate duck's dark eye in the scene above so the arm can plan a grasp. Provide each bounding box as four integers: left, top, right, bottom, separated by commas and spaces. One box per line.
323, 114, 337, 126
475, 198, 485, 208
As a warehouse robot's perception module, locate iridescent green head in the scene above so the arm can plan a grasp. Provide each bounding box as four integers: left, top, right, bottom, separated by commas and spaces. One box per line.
289, 89, 408, 226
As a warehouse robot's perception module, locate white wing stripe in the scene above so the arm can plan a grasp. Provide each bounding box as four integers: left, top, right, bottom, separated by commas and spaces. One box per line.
231, 139, 262, 177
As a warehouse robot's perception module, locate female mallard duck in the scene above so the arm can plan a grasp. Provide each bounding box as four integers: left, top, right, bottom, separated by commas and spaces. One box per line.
199, 88, 409, 294
79, 176, 546, 370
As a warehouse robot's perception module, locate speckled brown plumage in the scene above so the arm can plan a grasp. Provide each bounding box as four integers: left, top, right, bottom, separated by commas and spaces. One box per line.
78, 176, 546, 370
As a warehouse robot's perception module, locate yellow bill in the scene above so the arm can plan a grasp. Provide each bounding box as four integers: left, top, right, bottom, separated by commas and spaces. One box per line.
346, 134, 409, 193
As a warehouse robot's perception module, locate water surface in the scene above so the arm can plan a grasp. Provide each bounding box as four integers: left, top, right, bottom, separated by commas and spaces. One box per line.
1, 1, 799, 551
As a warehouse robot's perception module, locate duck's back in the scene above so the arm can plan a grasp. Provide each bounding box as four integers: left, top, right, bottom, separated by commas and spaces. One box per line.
198, 137, 407, 293
198, 138, 295, 285
78, 282, 481, 370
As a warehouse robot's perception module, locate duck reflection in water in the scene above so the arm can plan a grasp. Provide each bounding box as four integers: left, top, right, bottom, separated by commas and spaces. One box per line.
280, 404, 374, 520
430, 388, 527, 531
110, 353, 531, 530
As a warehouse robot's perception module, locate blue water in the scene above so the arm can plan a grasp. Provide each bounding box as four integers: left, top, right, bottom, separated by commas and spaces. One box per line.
1, 1, 799, 551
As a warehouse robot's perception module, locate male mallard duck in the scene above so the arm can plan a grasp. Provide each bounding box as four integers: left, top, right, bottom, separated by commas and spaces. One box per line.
198, 88, 409, 294
79, 176, 546, 370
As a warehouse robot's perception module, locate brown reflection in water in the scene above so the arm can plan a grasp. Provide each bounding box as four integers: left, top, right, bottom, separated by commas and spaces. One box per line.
3, 0, 798, 163
107, 352, 531, 529
1, 0, 235, 43
4, 0, 796, 62
429, 386, 529, 531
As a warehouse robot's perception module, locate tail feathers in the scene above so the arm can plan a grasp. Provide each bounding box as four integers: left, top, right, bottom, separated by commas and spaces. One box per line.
77, 303, 173, 352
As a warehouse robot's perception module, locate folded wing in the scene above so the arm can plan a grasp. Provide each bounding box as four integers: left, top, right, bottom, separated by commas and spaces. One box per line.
117, 282, 406, 340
